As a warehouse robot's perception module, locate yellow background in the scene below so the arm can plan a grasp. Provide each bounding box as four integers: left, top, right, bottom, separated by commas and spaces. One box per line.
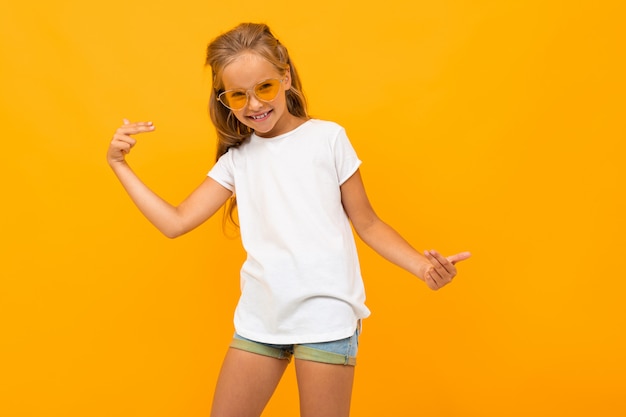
1, 0, 624, 416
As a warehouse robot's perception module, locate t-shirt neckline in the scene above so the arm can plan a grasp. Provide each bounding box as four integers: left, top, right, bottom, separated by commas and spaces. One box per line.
251, 119, 312, 143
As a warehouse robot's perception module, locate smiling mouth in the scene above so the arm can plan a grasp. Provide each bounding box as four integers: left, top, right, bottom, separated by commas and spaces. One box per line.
249, 111, 271, 120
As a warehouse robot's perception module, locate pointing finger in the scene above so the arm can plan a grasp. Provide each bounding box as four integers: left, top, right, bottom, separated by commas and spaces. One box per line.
115, 121, 155, 136
447, 251, 472, 265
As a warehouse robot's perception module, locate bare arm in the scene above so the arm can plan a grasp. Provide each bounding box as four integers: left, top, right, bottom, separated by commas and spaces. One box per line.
340, 169, 470, 290
107, 120, 232, 238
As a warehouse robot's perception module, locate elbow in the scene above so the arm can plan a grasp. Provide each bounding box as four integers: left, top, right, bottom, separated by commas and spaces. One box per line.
158, 208, 193, 239
162, 226, 189, 239
159, 221, 188, 239
162, 230, 181, 239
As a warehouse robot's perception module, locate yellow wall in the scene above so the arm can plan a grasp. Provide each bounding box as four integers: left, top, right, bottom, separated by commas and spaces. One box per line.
1, 1, 624, 416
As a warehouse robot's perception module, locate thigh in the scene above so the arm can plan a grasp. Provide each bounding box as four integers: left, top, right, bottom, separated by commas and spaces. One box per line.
211, 348, 289, 417
295, 359, 355, 417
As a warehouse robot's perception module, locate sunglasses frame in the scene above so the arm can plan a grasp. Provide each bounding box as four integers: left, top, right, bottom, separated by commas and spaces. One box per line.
217, 78, 284, 111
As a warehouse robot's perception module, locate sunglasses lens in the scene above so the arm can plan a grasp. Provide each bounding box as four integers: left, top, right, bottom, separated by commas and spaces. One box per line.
221, 91, 247, 110
254, 79, 281, 101
218, 79, 282, 111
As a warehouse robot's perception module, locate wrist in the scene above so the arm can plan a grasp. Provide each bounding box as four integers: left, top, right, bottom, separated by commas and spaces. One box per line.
108, 158, 131, 174
413, 254, 430, 280
108, 155, 126, 166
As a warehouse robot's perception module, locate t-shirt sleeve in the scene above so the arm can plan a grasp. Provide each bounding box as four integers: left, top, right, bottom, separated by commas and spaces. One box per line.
334, 127, 362, 185
207, 150, 236, 192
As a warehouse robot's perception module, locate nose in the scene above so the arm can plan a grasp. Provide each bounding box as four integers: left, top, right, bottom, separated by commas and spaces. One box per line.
246, 91, 263, 110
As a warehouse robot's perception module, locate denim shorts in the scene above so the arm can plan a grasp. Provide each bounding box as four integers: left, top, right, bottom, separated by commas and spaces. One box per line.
230, 326, 360, 366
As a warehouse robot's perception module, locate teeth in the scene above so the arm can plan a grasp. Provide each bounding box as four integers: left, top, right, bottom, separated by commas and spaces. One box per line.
251, 112, 269, 120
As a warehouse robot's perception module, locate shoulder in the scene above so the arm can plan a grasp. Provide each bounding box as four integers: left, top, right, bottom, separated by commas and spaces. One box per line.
300, 120, 359, 166
301, 119, 350, 146
306, 118, 346, 134
218, 137, 252, 158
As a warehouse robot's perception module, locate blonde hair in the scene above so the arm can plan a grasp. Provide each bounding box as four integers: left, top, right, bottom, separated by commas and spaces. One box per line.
205, 23, 309, 228
206, 23, 308, 159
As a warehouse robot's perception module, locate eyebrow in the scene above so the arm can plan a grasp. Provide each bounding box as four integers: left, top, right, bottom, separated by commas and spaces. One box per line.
223, 77, 278, 91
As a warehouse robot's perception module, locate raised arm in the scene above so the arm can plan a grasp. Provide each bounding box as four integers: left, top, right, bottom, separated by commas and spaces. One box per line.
107, 120, 233, 238
340, 169, 470, 290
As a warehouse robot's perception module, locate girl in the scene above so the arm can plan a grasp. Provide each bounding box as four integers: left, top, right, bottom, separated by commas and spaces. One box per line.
107, 22, 470, 417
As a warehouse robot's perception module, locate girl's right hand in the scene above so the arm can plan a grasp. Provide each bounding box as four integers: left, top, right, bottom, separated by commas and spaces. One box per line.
107, 119, 155, 165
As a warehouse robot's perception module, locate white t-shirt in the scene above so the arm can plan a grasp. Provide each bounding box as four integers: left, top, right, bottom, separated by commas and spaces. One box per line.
208, 119, 371, 344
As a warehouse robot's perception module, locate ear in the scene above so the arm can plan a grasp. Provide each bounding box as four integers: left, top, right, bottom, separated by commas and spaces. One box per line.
284, 66, 292, 89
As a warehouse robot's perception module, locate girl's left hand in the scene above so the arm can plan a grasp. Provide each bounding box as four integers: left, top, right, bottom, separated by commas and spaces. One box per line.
423, 250, 471, 290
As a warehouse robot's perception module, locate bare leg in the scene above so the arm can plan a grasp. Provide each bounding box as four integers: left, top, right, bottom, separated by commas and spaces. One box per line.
295, 359, 355, 417
210, 348, 289, 417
